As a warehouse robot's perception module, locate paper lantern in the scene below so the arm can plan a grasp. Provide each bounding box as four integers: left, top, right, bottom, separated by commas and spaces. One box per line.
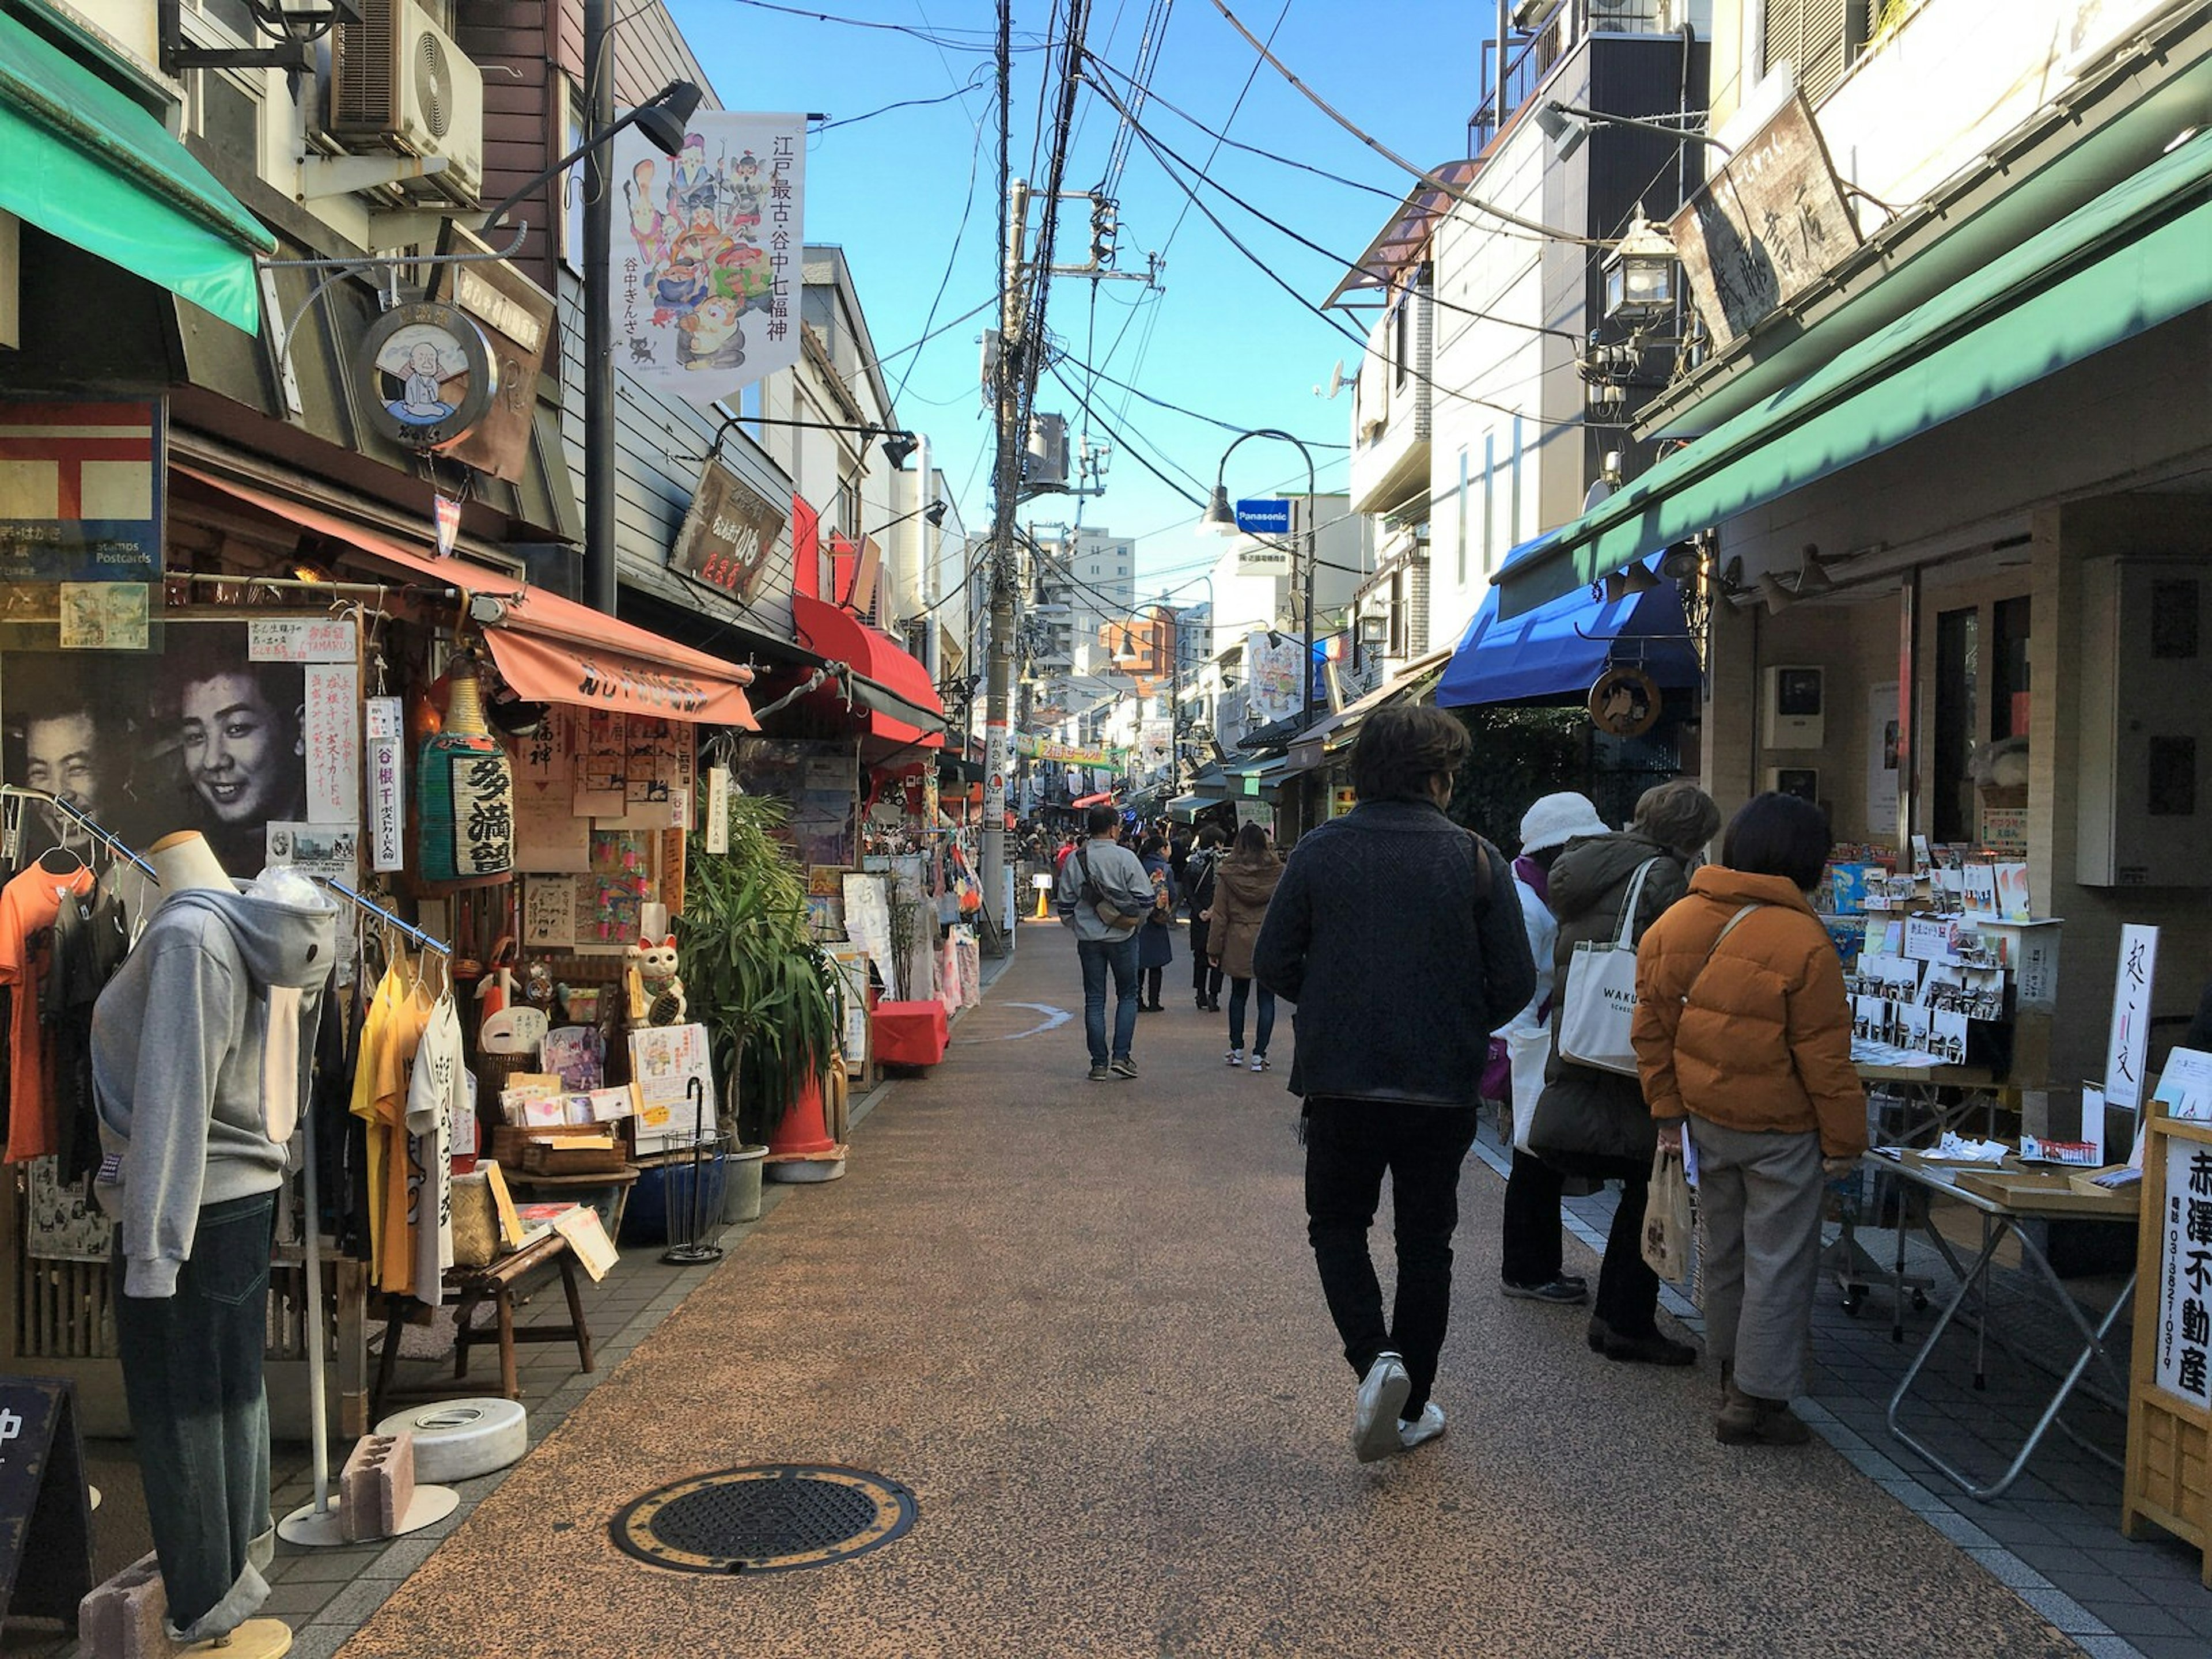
418, 658, 514, 880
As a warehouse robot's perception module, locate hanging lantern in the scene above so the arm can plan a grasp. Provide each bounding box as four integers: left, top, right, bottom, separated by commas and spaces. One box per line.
417, 656, 516, 881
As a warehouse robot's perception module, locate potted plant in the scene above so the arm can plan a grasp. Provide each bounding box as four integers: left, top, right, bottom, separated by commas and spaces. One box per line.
675, 792, 845, 1188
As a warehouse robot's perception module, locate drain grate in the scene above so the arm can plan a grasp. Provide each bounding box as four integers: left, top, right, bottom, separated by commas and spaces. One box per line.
611, 1464, 917, 1574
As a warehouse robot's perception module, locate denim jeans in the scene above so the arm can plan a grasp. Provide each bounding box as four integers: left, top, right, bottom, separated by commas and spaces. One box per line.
1304, 1097, 1480, 1419
1228, 977, 1274, 1055
113, 1191, 278, 1642
1076, 933, 1141, 1066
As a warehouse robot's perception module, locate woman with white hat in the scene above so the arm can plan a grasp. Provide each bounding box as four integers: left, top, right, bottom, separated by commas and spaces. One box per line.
1497, 791, 1611, 1302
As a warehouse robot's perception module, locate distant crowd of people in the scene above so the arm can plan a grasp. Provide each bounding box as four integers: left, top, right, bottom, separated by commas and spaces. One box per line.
1048, 706, 1864, 1461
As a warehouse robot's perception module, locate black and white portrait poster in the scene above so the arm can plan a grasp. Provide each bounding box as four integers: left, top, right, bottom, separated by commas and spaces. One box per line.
1, 617, 360, 874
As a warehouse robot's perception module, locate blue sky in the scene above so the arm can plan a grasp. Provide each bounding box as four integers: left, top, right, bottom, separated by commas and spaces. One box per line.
668, 0, 1489, 608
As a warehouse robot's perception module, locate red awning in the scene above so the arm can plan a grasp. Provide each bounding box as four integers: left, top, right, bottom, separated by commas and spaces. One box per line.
1070, 791, 1113, 809
174, 465, 756, 727
790, 592, 944, 748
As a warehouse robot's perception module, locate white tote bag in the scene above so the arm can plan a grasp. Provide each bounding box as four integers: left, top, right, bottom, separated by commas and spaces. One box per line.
1555, 858, 1661, 1077
1507, 1023, 1552, 1154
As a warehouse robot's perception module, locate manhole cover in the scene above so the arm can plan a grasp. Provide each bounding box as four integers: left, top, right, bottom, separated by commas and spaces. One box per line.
611, 1464, 916, 1574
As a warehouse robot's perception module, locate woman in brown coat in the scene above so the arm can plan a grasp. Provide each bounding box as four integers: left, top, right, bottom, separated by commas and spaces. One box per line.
1207, 823, 1284, 1072
1633, 792, 1866, 1446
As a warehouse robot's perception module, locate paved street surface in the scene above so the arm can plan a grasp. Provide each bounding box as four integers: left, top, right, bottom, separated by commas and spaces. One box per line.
328, 922, 2092, 1659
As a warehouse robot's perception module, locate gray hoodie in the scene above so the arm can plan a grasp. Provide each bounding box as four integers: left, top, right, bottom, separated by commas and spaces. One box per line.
93, 886, 335, 1297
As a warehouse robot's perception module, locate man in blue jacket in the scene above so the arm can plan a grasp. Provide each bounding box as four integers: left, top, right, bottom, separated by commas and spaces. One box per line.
1255, 704, 1535, 1460
1054, 803, 1158, 1081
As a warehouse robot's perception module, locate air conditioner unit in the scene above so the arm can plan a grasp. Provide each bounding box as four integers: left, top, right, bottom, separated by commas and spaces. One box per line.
329, 0, 485, 207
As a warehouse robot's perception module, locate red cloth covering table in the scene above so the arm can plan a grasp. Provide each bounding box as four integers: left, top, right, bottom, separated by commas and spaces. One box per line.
872, 999, 949, 1066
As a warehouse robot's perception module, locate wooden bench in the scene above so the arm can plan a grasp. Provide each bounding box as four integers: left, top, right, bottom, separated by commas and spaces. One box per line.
372, 1233, 594, 1416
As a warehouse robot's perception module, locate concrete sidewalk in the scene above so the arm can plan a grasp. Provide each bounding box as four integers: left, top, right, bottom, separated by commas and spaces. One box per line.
325, 921, 2085, 1658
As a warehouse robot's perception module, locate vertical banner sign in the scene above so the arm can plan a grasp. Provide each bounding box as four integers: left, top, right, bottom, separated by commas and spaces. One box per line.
2154, 1137, 2212, 1407
365, 697, 406, 872
704, 765, 730, 853
984, 719, 1009, 830
304, 664, 360, 824
609, 111, 806, 404
1245, 630, 1302, 726
2105, 923, 2160, 1113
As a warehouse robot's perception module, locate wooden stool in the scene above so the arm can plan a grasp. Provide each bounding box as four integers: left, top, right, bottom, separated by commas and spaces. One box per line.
373, 1233, 594, 1416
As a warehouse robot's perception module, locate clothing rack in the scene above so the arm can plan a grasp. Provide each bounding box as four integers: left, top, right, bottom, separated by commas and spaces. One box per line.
0, 786, 161, 880
321, 879, 451, 956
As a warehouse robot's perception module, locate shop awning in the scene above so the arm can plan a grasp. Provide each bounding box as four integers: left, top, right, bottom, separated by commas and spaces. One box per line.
1440, 557, 1702, 709
0, 11, 272, 332
173, 465, 757, 726
1282, 649, 1455, 776
1494, 130, 2212, 619
790, 593, 945, 748
1070, 791, 1113, 809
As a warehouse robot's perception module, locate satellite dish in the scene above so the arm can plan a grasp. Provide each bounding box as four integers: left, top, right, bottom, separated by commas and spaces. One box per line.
1313, 359, 1346, 399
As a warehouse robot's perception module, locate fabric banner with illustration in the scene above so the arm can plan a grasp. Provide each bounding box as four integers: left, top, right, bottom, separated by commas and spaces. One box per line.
1245, 630, 1303, 726
610, 110, 806, 404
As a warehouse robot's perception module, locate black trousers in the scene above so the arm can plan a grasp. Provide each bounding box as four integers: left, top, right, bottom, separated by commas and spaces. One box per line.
1189, 918, 1222, 1002
1499, 1147, 1566, 1286
1304, 1097, 1480, 1419
1595, 1172, 1660, 1337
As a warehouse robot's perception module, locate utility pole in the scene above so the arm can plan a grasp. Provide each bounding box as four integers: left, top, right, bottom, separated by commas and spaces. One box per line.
582, 0, 616, 615
979, 0, 1026, 953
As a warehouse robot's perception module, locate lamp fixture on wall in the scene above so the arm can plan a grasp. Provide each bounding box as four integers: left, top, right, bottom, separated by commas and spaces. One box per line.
1600, 562, 1661, 605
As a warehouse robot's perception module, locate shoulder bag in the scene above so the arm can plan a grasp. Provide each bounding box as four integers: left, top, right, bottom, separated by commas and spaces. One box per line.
1555, 857, 1662, 1076
1078, 846, 1141, 934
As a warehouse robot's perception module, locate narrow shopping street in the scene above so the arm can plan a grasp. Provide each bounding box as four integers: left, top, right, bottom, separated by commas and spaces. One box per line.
333, 923, 2074, 1659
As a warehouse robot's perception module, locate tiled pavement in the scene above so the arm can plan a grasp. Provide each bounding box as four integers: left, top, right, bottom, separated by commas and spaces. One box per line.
1466, 1118, 2212, 1659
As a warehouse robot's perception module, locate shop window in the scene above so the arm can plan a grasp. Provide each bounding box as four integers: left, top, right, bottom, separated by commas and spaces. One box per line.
1932, 605, 1978, 843
1456, 448, 1468, 585
1990, 594, 2031, 741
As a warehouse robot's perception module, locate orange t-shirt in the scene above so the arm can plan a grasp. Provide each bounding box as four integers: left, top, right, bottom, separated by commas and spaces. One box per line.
372, 984, 434, 1297
0, 862, 96, 1164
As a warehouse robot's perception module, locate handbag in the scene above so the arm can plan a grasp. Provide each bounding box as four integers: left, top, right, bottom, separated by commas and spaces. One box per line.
1555, 857, 1662, 1076
1640, 1145, 1694, 1284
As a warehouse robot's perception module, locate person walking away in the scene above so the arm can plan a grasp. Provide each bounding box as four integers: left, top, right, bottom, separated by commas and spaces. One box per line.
1135, 834, 1178, 1012
1633, 792, 1866, 1445
1184, 824, 1228, 1011
1054, 805, 1154, 1081
1255, 706, 1534, 1460
1530, 778, 1721, 1366
1209, 824, 1284, 1071
1497, 791, 1612, 1304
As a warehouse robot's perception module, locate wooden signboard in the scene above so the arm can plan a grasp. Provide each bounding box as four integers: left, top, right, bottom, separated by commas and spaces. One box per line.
2123, 1098, 2212, 1583
0, 1377, 94, 1620
1667, 94, 1861, 350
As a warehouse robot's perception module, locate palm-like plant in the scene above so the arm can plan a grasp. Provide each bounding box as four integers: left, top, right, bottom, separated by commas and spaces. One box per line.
676, 792, 844, 1146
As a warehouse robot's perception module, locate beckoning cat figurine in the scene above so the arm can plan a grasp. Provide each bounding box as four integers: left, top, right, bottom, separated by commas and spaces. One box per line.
626, 934, 687, 1026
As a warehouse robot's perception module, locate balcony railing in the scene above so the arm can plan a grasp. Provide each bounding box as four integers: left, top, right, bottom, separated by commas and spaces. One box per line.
1468, 0, 1675, 156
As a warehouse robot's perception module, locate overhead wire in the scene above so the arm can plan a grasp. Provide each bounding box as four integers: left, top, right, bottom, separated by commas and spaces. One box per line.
1202, 0, 1607, 248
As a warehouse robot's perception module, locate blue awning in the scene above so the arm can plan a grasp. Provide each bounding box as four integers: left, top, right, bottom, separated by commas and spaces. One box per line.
1437, 558, 1702, 709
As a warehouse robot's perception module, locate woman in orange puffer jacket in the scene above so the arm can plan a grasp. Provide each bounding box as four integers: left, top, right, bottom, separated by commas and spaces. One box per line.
1631, 792, 1866, 1448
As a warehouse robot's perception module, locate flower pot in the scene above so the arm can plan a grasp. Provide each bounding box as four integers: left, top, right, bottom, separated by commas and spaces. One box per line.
723, 1143, 768, 1223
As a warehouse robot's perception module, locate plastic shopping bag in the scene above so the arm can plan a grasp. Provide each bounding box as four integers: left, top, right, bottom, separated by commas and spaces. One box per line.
1641, 1144, 1695, 1284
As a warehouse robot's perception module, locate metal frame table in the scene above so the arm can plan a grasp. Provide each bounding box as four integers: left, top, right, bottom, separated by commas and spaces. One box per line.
1866, 1149, 2138, 1501
1828, 1064, 1998, 1315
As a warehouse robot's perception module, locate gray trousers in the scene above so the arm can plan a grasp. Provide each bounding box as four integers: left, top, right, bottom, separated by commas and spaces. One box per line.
1688, 1116, 1825, 1402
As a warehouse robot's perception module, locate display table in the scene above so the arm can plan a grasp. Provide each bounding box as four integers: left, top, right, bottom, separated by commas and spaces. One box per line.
872, 999, 949, 1067
1864, 1148, 2138, 1501
1827, 1062, 2003, 1312
372, 1232, 595, 1415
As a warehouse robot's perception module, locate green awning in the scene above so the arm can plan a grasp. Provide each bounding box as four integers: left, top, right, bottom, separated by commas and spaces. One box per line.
1496, 130, 2212, 618
0, 10, 273, 332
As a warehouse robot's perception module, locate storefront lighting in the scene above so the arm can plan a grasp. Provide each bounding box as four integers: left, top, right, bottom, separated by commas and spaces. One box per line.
1603, 217, 1681, 324
1602, 563, 1661, 605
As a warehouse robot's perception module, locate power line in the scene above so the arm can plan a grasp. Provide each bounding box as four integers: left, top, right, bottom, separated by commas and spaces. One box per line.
718, 0, 1048, 49
1086, 69, 1583, 344
819, 78, 987, 128
890, 105, 990, 410
1202, 0, 1606, 247
1050, 348, 1350, 445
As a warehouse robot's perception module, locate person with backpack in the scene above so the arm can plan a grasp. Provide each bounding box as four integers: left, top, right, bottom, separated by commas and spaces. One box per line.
1135, 834, 1179, 1012
1053, 804, 1156, 1081
1253, 704, 1534, 1460
1183, 823, 1228, 1011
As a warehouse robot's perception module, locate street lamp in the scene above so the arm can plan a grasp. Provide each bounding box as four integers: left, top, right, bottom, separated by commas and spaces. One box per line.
1536, 101, 1734, 164
1603, 215, 1683, 324
700, 412, 921, 471
1202, 429, 1319, 728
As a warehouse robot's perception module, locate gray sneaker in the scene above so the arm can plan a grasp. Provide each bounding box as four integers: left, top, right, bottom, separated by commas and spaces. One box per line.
1352, 1351, 1411, 1462
1109, 1055, 1138, 1079
1088, 1064, 1111, 1081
